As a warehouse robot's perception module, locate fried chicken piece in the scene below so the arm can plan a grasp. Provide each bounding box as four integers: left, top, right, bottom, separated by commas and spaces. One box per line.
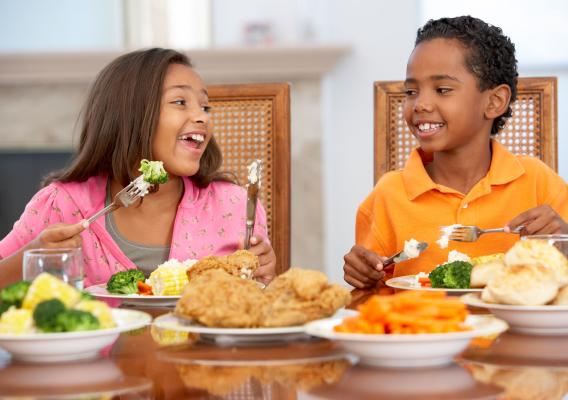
261, 268, 351, 327
187, 250, 259, 281
175, 269, 267, 328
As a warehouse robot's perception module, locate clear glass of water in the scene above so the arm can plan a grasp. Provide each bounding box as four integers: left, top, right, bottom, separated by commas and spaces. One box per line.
22, 248, 84, 290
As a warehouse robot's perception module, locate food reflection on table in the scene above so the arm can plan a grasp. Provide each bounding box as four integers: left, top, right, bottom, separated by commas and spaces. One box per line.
157, 340, 352, 397
461, 332, 568, 400
0, 356, 153, 398
306, 363, 503, 400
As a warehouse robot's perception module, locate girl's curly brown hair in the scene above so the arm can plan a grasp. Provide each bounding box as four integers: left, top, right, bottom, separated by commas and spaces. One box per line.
416, 16, 518, 135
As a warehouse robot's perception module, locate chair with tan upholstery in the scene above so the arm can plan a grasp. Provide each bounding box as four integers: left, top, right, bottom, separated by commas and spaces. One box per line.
373, 77, 558, 182
208, 83, 291, 274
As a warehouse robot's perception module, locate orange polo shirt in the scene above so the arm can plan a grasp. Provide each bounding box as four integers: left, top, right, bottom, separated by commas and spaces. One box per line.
356, 140, 568, 278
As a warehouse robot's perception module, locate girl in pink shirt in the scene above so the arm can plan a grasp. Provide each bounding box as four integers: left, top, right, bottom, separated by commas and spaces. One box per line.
0, 48, 276, 287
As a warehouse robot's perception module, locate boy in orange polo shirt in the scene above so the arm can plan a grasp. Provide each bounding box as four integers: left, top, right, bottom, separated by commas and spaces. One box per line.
343, 16, 568, 293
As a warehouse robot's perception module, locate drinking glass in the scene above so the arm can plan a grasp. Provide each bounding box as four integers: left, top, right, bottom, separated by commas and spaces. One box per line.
521, 234, 568, 258
22, 248, 84, 289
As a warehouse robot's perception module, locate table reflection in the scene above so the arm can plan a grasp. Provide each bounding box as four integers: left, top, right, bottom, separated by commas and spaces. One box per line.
156, 340, 352, 399
305, 362, 502, 400
0, 356, 152, 399
461, 332, 568, 400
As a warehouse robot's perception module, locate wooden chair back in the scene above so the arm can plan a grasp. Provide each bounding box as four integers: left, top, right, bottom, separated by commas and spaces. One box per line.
208, 83, 291, 274
374, 77, 558, 182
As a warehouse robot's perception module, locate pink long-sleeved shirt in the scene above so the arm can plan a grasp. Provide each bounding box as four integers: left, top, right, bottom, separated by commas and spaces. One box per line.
0, 175, 268, 287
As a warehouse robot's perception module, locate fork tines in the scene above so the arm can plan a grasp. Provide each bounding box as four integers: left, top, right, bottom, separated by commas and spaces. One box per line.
447, 226, 474, 241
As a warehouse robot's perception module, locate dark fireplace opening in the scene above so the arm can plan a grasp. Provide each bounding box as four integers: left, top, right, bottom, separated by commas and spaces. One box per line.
0, 150, 74, 238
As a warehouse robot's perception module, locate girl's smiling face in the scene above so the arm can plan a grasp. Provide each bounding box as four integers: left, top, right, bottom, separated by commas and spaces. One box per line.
152, 63, 211, 178
403, 38, 494, 154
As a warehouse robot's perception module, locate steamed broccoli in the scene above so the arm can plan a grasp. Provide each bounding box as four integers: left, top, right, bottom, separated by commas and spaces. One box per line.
56, 309, 100, 332
139, 159, 168, 184
33, 299, 100, 332
33, 298, 67, 332
0, 280, 32, 307
428, 261, 473, 289
79, 291, 94, 301
106, 269, 146, 294
0, 302, 10, 317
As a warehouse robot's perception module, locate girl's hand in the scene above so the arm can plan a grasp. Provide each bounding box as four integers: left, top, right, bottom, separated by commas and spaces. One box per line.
243, 236, 277, 284
506, 205, 568, 235
25, 221, 87, 251
343, 245, 387, 289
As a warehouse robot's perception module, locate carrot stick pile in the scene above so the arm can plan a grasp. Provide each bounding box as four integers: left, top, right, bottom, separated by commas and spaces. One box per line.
334, 290, 469, 334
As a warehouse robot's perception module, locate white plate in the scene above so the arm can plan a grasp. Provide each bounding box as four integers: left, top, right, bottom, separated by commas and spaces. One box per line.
0, 309, 151, 362
461, 293, 568, 335
386, 275, 482, 295
85, 283, 180, 307
304, 314, 508, 368
153, 313, 309, 345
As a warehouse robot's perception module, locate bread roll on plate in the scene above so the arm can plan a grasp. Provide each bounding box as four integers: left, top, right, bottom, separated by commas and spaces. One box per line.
481, 264, 559, 306
470, 261, 505, 288
553, 285, 568, 305
504, 239, 568, 285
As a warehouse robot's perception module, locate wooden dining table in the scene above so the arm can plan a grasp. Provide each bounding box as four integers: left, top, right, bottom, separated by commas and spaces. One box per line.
0, 306, 567, 400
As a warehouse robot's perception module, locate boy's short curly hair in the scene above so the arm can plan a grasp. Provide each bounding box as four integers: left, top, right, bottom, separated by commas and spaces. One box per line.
416, 16, 518, 135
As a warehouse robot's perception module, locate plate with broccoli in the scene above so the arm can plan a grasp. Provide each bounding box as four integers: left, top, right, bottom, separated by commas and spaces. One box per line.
386, 261, 482, 295
85, 269, 181, 307
0, 274, 152, 362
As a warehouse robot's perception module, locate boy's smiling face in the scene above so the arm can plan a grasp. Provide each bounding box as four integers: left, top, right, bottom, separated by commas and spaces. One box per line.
403, 38, 494, 154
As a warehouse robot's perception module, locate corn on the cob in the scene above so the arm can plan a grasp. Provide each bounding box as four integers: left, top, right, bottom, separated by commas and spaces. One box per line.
22, 272, 81, 310
471, 253, 505, 266
0, 307, 34, 334
147, 263, 189, 295
74, 300, 116, 328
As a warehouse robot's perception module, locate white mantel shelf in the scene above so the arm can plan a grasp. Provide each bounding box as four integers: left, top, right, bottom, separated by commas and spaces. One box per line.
0, 45, 351, 84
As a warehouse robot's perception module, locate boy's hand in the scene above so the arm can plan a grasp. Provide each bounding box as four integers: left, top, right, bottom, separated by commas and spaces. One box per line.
241, 235, 276, 284
506, 205, 568, 235
26, 221, 87, 250
343, 245, 387, 289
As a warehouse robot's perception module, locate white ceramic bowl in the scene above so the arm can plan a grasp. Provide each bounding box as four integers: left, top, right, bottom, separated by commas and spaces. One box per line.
0, 309, 151, 362
304, 315, 508, 368
461, 293, 568, 335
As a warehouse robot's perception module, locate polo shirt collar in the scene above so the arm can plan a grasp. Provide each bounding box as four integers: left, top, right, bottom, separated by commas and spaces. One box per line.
402, 139, 526, 201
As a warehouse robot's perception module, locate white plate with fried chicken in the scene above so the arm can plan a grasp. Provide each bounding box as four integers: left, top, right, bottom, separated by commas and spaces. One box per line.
153, 260, 353, 344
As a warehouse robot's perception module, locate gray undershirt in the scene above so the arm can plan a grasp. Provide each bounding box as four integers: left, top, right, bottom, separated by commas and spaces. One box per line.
105, 184, 170, 276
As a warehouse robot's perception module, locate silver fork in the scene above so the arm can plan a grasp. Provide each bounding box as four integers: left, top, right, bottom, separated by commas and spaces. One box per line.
447, 225, 524, 242
86, 175, 150, 224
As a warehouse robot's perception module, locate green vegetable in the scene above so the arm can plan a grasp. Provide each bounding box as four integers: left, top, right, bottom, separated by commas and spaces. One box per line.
139, 159, 168, 184
79, 291, 94, 301
0, 280, 32, 308
56, 309, 100, 332
0, 302, 10, 317
106, 269, 146, 294
33, 299, 67, 332
428, 261, 473, 289
33, 299, 100, 332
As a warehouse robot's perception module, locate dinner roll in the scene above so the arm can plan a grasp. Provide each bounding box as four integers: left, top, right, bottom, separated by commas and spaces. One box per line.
470, 261, 505, 288
505, 239, 568, 285
553, 285, 568, 305
481, 264, 559, 306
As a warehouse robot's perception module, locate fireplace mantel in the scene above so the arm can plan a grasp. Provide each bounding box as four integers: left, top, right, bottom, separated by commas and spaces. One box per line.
0, 45, 350, 84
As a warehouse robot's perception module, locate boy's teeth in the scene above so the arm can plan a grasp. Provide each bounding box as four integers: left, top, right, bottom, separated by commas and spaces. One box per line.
418, 123, 443, 131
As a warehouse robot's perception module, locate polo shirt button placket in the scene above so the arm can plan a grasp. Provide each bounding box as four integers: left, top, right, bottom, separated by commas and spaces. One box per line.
462, 203, 468, 209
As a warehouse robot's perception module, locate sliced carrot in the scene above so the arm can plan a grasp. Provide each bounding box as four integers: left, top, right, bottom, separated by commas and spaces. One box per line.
137, 280, 153, 296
